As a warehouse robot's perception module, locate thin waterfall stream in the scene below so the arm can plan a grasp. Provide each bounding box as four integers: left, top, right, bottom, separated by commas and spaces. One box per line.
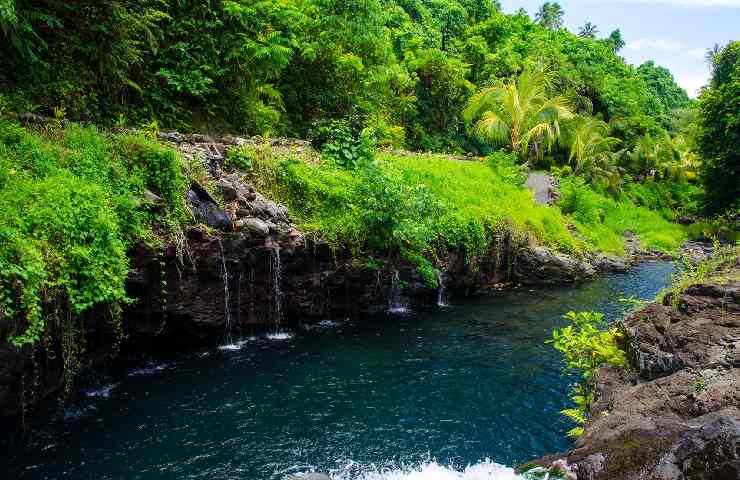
387, 269, 409, 314
269, 247, 286, 337
218, 239, 233, 346
436, 271, 448, 307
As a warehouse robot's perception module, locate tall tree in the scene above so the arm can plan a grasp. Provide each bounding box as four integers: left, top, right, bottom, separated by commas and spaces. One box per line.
697, 41, 740, 214
578, 22, 598, 39
464, 65, 573, 163
605, 29, 625, 52
535, 2, 564, 30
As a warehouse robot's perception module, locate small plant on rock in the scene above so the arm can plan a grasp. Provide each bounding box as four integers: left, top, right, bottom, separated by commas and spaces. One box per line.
547, 311, 627, 437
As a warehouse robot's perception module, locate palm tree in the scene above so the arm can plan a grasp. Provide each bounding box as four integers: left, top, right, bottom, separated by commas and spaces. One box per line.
535, 2, 565, 30
628, 134, 662, 177
605, 29, 625, 53
578, 22, 598, 39
565, 117, 621, 174
464, 65, 573, 164
705, 43, 722, 69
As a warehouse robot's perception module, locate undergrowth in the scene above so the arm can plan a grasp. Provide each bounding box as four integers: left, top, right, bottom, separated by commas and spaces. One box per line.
660, 243, 740, 306
0, 121, 188, 391
547, 311, 627, 438
559, 177, 687, 254
247, 145, 689, 276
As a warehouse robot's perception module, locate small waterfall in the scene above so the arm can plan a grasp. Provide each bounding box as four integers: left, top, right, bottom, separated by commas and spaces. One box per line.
236, 271, 242, 327
436, 271, 448, 308
387, 269, 409, 314
218, 239, 233, 345
269, 247, 283, 332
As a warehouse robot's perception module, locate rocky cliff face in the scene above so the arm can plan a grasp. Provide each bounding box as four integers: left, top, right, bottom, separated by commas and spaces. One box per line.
533, 272, 740, 479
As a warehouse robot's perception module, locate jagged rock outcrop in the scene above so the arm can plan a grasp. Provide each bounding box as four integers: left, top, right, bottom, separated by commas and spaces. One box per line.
531, 275, 740, 479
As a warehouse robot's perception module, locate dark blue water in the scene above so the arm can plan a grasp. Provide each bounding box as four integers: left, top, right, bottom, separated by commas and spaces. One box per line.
3, 262, 674, 480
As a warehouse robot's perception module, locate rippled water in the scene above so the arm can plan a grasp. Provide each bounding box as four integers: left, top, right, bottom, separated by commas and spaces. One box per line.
2, 262, 674, 480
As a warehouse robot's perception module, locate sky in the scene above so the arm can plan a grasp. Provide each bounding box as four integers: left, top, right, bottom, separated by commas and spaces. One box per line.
499, 0, 740, 97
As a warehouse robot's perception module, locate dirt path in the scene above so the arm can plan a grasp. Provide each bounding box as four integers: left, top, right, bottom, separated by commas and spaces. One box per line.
525, 172, 554, 205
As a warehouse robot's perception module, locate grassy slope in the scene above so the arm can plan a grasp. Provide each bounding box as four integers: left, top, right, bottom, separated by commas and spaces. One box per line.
249, 146, 687, 260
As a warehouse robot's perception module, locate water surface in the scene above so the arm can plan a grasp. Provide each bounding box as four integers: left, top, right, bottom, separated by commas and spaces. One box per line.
2, 262, 674, 480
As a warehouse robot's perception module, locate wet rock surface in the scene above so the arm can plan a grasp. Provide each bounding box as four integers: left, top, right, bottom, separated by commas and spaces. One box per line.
532, 274, 740, 479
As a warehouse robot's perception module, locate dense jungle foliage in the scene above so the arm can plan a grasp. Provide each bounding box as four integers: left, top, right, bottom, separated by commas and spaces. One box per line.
0, 1, 736, 393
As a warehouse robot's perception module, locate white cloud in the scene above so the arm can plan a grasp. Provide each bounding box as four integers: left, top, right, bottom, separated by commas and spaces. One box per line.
688, 48, 707, 59
626, 38, 684, 51
675, 73, 709, 97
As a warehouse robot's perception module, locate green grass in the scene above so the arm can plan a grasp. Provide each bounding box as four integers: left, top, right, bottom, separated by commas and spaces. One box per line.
249, 147, 688, 276
559, 177, 687, 254
379, 152, 582, 255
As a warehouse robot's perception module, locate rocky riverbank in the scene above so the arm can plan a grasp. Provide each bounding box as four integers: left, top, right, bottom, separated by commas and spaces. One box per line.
530, 255, 740, 479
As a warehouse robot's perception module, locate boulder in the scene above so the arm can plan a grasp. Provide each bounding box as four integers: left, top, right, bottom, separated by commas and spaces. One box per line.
186, 184, 231, 229
513, 246, 595, 284
588, 253, 630, 273
242, 218, 270, 238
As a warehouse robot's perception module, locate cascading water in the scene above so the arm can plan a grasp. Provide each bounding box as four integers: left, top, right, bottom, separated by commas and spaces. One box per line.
268, 247, 285, 337
218, 239, 233, 346
436, 270, 448, 308
387, 269, 409, 314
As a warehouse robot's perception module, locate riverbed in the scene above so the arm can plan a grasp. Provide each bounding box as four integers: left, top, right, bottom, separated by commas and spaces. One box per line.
2, 262, 675, 480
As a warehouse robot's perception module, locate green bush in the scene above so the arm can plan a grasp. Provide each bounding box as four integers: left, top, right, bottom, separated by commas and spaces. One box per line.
224, 145, 257, 172
0, 121, 187, 354
310, 119, 374, 169
559, 177, 687, 254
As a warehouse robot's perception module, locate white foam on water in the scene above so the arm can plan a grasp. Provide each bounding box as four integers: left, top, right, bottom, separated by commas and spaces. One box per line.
321, 460, 528, 480
84, 383, 118, 398
218, 338, 257, 351
267, 332, 294, 340
218, 343, 243, 351
127, 362, 170, 377
318, 320, 341, 328
387, 306, 412, 315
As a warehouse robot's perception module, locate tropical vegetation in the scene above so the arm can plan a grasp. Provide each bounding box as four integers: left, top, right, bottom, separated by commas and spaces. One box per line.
0, 0, 736, 398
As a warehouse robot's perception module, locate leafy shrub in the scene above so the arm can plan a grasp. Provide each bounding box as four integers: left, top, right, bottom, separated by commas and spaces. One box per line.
0, 121, 188, 391
548, 311, 627, 437
310, 119, 374, 169
224, 146, 257, 172
487, 150, 527, 186
559, 176, 686, 254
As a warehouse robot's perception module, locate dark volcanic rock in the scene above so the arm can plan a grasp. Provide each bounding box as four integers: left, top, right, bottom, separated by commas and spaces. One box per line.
187, 182, 231, 228
513, 246, 595, 284
531, 277, 740, 480
587, 252, 630, 273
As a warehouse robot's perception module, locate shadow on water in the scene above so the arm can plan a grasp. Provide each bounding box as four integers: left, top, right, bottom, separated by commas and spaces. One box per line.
1, 262, 674, 480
